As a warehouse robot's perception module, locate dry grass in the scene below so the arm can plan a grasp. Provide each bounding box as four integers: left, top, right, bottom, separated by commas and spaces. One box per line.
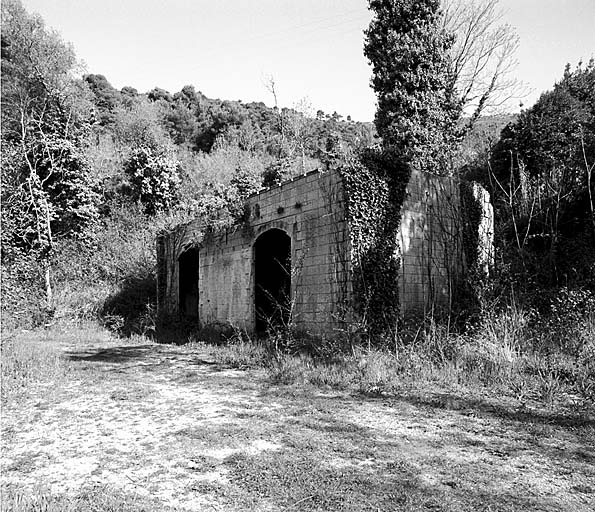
1, 333, 68, 404
212, 324, 594, 416
1, 321, 594, 511
1, 484, 180, 512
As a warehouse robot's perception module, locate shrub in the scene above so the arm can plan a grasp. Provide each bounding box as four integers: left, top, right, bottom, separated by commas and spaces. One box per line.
0, 254, 52, 332
123, 145, 181, 215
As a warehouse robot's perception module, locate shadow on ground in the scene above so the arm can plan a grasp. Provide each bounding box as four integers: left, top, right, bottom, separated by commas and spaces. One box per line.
392, 391, 595, 429
66, 345, 219, 369
52, 339, 595, 511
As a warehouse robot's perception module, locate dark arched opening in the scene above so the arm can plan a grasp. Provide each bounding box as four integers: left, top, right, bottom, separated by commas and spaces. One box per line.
254, 229, 291, 332
178, 247, 199, 319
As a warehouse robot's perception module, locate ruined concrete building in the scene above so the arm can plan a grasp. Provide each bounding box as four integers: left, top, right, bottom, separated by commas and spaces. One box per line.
157, 168, 493, 335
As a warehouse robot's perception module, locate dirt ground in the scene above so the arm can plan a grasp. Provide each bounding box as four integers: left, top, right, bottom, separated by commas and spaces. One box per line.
1, 336, 594, 511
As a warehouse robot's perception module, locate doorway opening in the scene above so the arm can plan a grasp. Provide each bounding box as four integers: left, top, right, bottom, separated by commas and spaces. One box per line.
254, 229, 291, 332
178, 247, 199, 319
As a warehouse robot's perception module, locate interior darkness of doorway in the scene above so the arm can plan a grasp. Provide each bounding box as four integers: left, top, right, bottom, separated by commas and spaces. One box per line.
178, 247, 199, 319
254, 229, 291, 332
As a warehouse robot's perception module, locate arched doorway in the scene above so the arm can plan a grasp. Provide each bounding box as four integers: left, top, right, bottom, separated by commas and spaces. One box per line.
178, 247, 199, 319
254, 229, 291, 332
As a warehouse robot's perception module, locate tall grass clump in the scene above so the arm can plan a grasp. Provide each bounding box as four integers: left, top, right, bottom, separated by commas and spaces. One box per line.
355, 348, 403, 394
1, 334, 67, 404
457, 302, 531, 385
208, 329, 270, 369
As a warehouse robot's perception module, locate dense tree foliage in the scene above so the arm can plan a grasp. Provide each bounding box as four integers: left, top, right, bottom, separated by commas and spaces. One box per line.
1, 0, 99, 248
1, 0, 100, 313
123, 146, 181, 215
364, 0, 461, 173
84, 73, 120, 126
490, 61, 595, 287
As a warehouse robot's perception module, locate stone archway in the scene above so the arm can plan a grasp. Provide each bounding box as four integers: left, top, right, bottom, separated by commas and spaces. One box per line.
253, 229, 291, 332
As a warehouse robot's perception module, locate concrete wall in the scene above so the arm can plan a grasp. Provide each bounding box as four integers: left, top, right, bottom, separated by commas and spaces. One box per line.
198, 225, 254, 328
157, 168, 493, 332
472, 182, 495, 276
158, 170, 351, 334
398, 170, 464, 315
157, 219, 204, 316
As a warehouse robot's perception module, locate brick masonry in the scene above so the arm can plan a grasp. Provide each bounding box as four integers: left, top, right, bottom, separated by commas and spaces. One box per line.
157, 168, 493, 333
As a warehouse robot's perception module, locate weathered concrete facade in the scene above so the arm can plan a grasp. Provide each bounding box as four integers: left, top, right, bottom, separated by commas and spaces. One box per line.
399, 171, 462, 314
157, 170, 350, 333
157, 169, 493, 334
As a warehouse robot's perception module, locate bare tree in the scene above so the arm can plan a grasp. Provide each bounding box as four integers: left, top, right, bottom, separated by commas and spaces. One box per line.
442, 0, 525, 129
262, 74, 287, 150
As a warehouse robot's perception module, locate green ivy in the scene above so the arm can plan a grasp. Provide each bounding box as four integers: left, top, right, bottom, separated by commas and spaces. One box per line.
340, 148, 411, 341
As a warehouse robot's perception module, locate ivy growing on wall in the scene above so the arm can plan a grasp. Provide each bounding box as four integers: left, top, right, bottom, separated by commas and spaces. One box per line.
340, 148, 411, 341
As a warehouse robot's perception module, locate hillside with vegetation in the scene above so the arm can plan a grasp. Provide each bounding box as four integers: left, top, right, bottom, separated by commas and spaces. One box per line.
1, 0, 593, 510
0, 0, 376, 333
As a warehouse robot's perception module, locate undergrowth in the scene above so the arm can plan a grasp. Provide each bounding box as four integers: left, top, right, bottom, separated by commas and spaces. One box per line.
210, 310, 595, 414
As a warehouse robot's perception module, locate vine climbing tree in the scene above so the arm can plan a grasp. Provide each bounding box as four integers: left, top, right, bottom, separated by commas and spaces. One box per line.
364, 0, 461, 175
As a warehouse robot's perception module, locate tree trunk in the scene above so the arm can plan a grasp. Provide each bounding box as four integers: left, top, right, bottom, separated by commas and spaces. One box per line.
44, 261, 53, 307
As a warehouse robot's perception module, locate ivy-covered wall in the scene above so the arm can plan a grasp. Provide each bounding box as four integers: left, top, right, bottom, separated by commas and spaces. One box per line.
339, 149, 492, 339
340, 149, 410, 338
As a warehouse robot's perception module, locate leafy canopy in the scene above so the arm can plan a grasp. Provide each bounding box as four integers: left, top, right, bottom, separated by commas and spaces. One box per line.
1, 0, 99, 258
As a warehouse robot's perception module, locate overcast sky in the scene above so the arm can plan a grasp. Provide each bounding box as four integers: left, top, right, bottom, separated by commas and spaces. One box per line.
22, 0, 595, 121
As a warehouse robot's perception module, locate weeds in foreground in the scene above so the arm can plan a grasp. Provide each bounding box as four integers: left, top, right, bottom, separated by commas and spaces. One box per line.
1, 334, 67, 404
3, 302, 593, 415
0, 484, 179, 512
207, 309, 595, 414
208, 329, 269, 369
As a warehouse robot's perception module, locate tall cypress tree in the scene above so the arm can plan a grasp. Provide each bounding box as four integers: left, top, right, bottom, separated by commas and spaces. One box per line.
364, 0, 461, 174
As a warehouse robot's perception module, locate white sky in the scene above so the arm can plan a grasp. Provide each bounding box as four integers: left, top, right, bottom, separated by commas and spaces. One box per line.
21, 0, 595, 122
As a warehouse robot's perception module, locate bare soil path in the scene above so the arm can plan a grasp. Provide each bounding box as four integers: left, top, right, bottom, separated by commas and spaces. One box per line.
2, 337, 594, 511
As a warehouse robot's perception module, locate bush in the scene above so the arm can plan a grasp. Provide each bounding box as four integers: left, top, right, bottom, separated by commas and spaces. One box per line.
124, 145, 181, 215
0, 254, 52, 332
